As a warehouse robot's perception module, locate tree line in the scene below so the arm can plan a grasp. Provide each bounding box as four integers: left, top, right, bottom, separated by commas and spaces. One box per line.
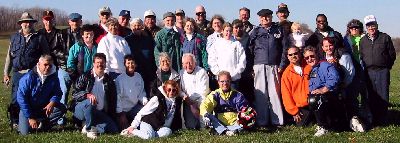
0, 6, 68, 32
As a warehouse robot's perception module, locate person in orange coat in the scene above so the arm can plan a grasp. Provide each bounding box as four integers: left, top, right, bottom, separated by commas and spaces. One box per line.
281, 46, 312, 126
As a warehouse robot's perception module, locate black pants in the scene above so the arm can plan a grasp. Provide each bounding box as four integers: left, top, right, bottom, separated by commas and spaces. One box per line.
296, 107, 313, 127
366, 68, 390, 126
310, 93, 346, 130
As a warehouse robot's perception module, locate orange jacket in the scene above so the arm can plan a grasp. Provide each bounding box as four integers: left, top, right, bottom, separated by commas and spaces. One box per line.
281, 63, 312, 115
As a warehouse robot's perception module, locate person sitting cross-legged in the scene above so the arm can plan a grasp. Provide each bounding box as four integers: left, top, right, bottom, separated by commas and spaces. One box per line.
200, 71, 249, 136
120, 80, 183, 139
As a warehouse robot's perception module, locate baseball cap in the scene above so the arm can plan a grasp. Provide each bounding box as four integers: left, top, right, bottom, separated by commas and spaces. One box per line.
119, 10, 131, 17
364, 15, 377, 25
69, 13, 82, 21
43, 10, 54, 20
175, 9, 185, 15
163, 12, 175, 20
144, 10, 156, 18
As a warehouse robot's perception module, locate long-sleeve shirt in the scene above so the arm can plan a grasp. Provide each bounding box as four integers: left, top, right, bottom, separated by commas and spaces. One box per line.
115, 72, 148, 113
309, 61, 340, 91
130, 87, 176, 128
67, 42, 97, 74
208, 37, 246, 81
179, 66, 210, 104
97, 33, 131, 73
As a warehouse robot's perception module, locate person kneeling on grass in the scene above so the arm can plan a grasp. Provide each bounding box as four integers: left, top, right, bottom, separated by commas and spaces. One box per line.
71, 53, 119, 139
200, 71, 249, 136
17, 54, 66, 135
120, 80, 182, 139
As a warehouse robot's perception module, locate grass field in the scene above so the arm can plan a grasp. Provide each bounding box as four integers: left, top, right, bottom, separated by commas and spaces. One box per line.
0, 34, 399, 142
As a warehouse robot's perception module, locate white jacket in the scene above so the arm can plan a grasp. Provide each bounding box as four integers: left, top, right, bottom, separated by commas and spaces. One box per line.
179, 66, 210, 104
208, 37, 246, 81
97, 33, 131, 73
115, 72, 148, 113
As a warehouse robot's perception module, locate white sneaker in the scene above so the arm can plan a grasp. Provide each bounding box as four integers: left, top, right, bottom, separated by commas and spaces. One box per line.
350, 116, 365, 132
225, 130, 236, 136
86, 126, 98, 139
81, 125, 88, 134
314, 126, 328, 137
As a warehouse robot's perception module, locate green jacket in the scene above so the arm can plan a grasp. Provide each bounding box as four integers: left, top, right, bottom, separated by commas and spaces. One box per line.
154, 28, 182, 71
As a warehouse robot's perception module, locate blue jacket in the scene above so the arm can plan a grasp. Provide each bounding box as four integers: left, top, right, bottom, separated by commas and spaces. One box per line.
249, 24, 288, 69
309, 61, 340, 92
17, 66, 62, 118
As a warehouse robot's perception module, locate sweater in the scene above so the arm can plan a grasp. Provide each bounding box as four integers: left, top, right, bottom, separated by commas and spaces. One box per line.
97, 33, 131, 73
115, 72, 148, 113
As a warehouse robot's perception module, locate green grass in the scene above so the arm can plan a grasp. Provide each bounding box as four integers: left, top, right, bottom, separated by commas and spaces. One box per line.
0, 34, 400, 142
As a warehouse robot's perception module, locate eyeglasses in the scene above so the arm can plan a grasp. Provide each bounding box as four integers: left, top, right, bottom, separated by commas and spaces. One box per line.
288, 52, 299, 56
304, 55, 315, 60
218, 80, 230, 83
349, 27, 360, 30
166, 88, 177, 93
196, 12, 206, 16
317, 20, 326, 24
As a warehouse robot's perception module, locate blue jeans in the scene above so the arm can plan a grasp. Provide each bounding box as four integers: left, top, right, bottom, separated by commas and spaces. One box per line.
58, 69, 71, 106
18, 103, 66, 135
204, 113, 242, 135
183, 102, 200, 129
366, 68, 390, 125
10, 71, 27, 124
132, 122, 172, 139
73, 99, 118, 133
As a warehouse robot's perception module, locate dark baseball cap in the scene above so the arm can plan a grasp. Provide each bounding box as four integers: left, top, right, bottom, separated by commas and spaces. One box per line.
119, 10, 131, 17
43, 10, 54, 20
69, 13, 82, 21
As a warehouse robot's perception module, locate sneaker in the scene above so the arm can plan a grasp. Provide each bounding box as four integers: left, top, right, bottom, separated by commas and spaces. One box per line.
86, 126, 98, 139
225, 130, 236, 136
350, 116, 365, 132
314, 126, 328, 137
81, 125, 88, 134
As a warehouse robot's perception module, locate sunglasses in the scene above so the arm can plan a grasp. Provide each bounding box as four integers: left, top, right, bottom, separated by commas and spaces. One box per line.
304, 55, 315, 60
166, 88, 177, 93
218, 80, 230, 83
288, 52, 299, 56
101, 12, 110, 16
196, 12, 206, 16
317, 20, 326, 24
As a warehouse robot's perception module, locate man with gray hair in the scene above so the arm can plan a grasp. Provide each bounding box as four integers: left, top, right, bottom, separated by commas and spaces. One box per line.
179, 53, 210, 129
17, 54, 66, 135
4, 12, 49, 128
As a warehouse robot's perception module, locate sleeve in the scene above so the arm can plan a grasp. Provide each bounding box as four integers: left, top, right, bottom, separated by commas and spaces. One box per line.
50, 75, 62, 103
234, 92, 249, 111
200, 36, 209, 70
130, 96, 159, 128
137, 75, 148, 105
281, 71, 298, 115
232, 42, 246, 80
206, 35, 214, 52
387, 35, 396, 69
279, 31, 289, 69
115, 77, 123, 113
324, 63, 340, 91
96, 39, 111, 71
154, 32, 162, 67
339, 54, 355, 87
199, 91, 217, 116
4, 44, 12, 76
207, 40, 219, 75
192, 69, 210, 102
67, 44, 78, 70
72, 74, 89, 102
16, 75, 32, 118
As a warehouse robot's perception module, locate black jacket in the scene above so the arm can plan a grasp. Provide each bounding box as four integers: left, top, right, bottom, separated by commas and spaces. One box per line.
70, 70, 117, 118
38, 28, 68, 70
305, 26, 344, 57
360, 31, 396, 69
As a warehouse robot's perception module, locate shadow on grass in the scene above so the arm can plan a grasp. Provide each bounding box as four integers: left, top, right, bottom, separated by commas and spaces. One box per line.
386, 109, 400, 126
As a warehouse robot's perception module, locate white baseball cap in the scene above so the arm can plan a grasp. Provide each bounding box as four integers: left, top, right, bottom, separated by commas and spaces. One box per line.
144, 10, 156, 18
364, 15, 377, 25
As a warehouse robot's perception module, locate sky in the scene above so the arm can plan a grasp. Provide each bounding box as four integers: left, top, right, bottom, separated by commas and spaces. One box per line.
1, 0, 399, 37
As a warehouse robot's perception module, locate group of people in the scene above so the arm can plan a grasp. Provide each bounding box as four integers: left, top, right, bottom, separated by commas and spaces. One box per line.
4, 3, 396, 139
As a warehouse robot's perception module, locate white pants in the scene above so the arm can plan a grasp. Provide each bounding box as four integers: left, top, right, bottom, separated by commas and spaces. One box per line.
253, 64, 284, 126
132, 122, 172, 139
